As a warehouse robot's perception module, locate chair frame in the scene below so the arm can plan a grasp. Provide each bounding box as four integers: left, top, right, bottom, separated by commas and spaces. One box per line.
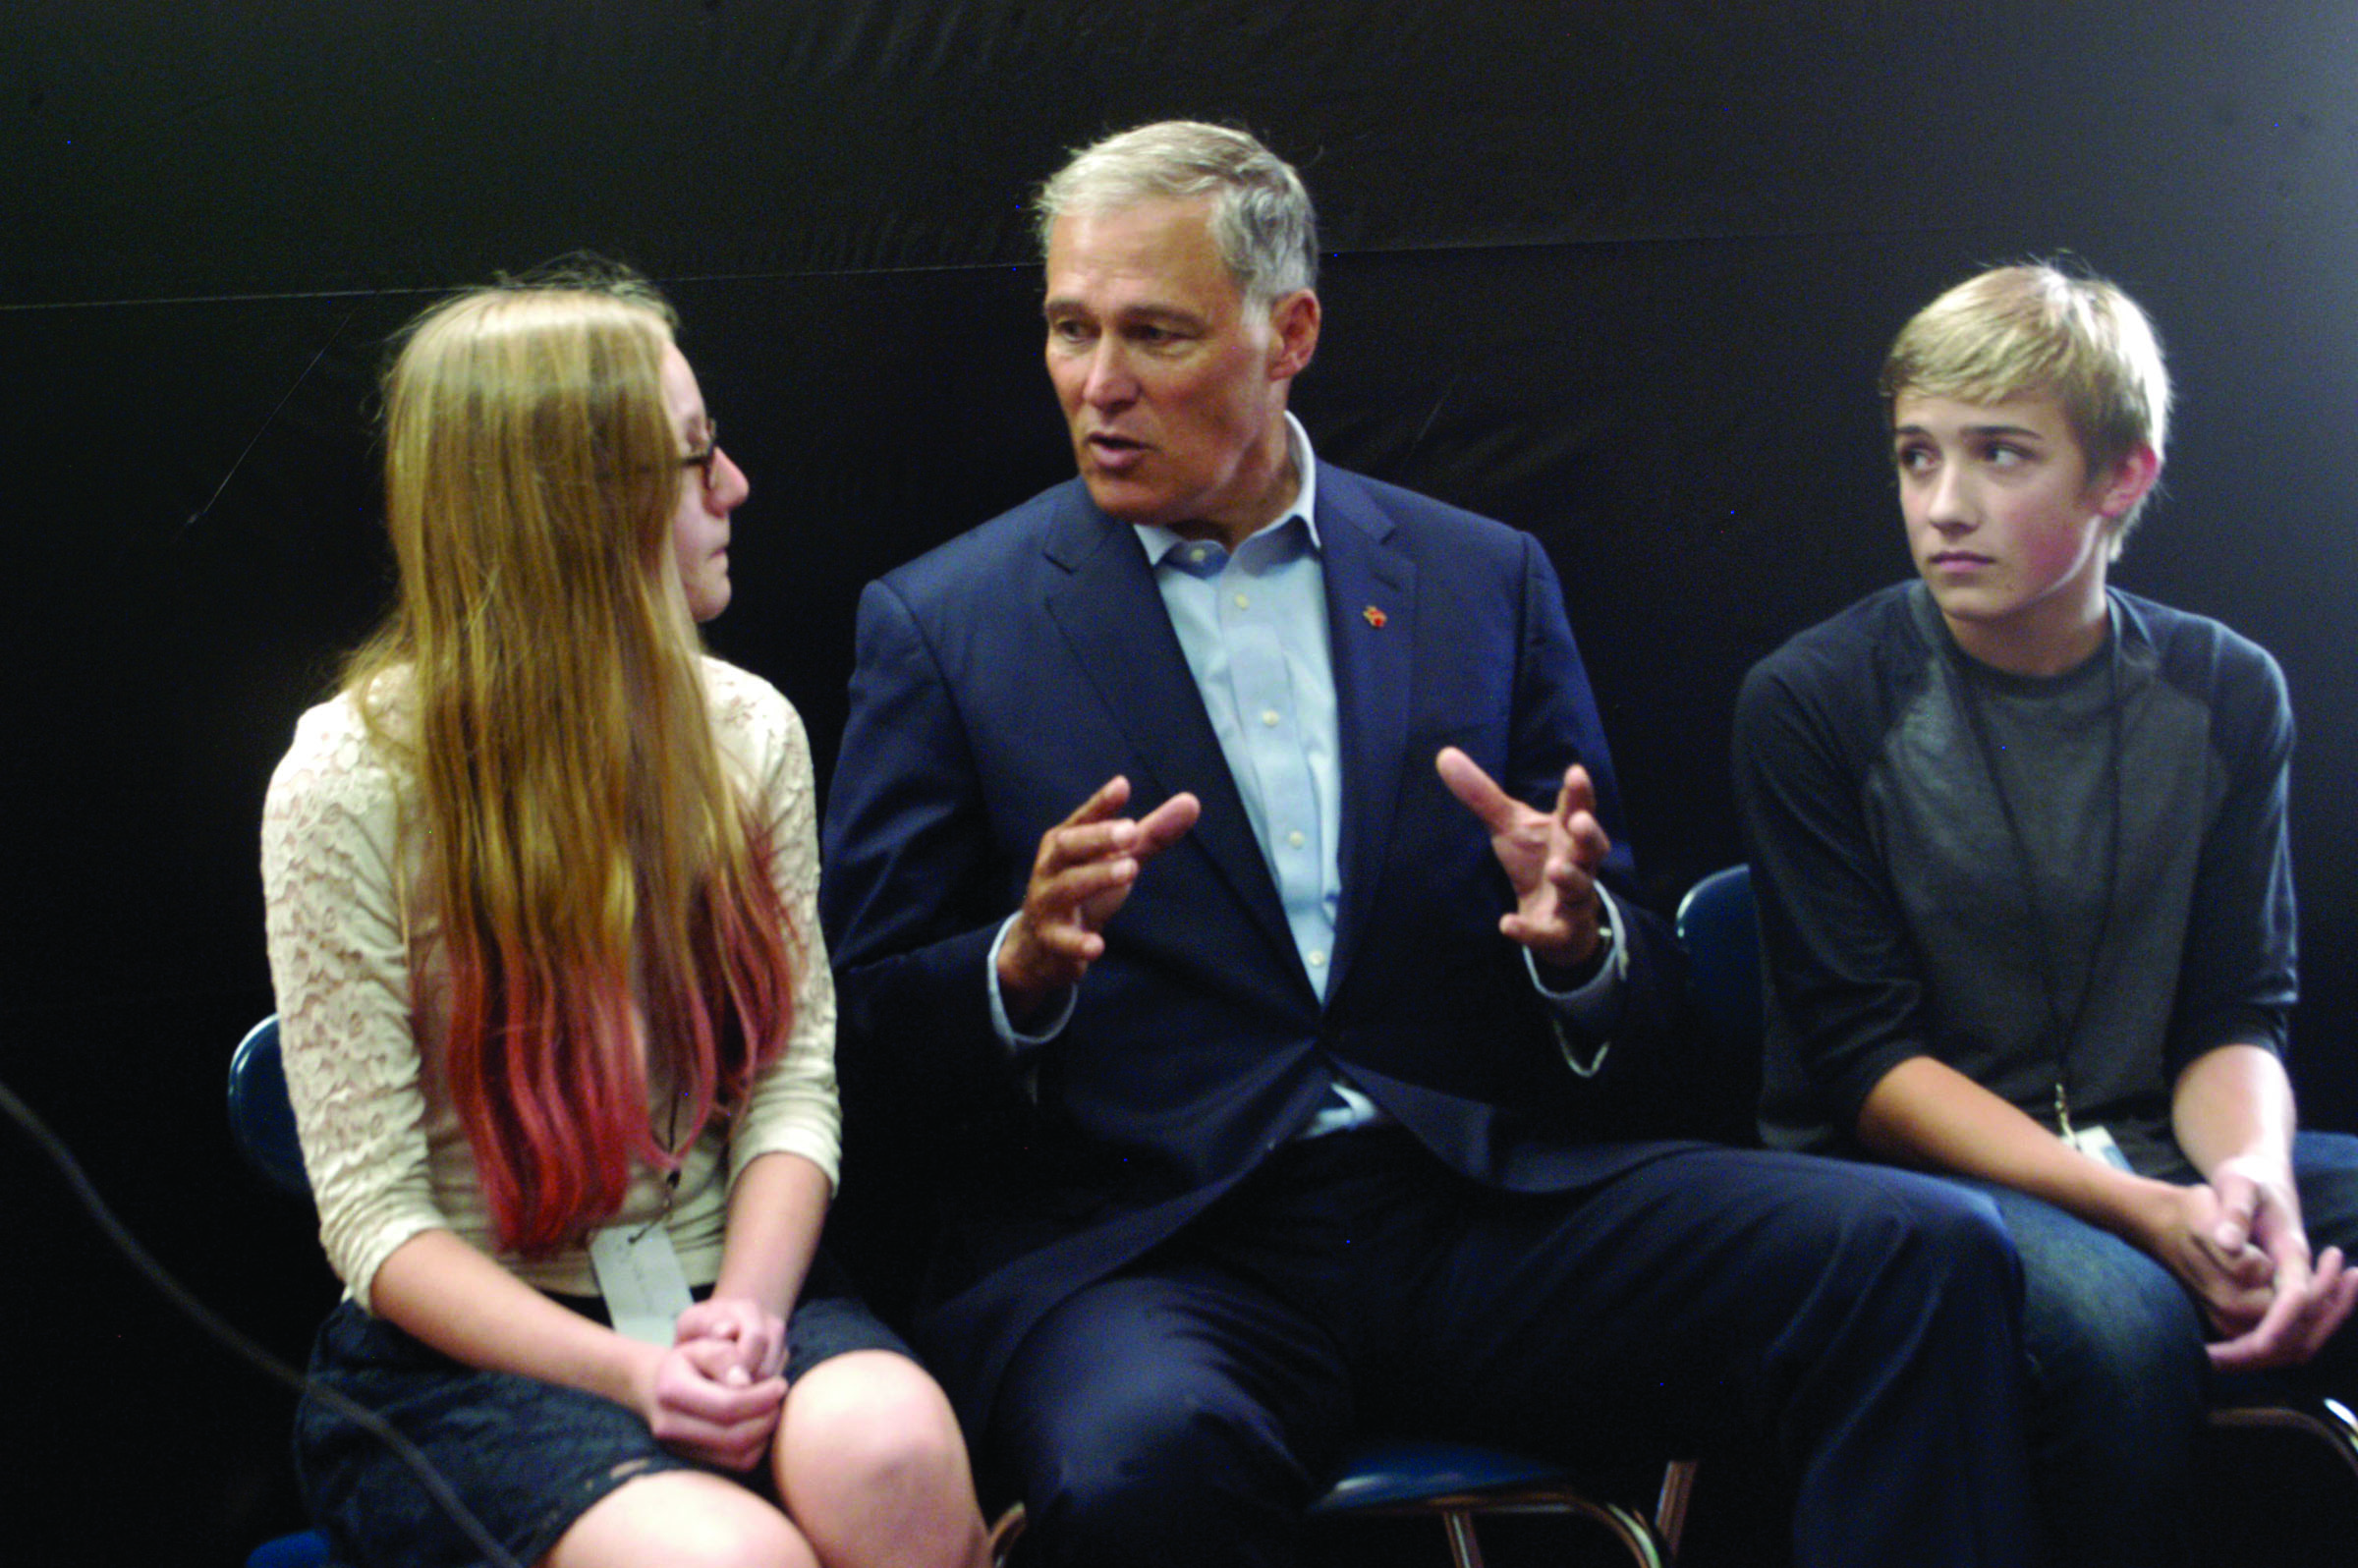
1312, 1438, 1694, 1568
2209, 1390, 2358, 1482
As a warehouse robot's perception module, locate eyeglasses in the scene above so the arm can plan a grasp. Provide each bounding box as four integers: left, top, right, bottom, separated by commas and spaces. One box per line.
679, 421, 723, 495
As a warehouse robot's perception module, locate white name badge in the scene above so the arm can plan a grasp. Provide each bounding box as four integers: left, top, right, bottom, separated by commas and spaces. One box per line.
2063, 1124, 2133, 1172
588, 1223, 696, 1347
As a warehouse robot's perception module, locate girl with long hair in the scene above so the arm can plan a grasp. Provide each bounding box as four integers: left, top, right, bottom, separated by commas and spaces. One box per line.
262, 270, 993, 1568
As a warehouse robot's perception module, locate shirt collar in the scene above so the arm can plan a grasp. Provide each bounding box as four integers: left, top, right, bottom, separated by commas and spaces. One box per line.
1135, 412, 1321, 566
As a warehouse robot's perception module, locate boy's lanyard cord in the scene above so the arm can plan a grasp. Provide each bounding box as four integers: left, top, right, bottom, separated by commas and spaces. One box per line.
1952, 608, 2124, 1137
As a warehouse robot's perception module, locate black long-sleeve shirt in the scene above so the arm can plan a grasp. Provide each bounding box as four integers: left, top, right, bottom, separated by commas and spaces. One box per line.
1735, 582, 2296, 1179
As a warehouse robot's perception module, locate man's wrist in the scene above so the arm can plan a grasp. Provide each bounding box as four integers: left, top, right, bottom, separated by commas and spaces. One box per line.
988, 913, 1076, 1048
1534, 918, 1612, 988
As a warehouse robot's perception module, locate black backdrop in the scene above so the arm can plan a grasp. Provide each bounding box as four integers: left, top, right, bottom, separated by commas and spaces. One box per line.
8, 3, 2358, 1562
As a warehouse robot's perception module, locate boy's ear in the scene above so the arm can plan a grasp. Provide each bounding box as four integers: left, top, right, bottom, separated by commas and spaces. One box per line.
2094, 443, 2162, 520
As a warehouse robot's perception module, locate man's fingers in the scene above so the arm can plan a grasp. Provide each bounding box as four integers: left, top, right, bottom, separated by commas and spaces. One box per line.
2195, 1231, 2273, 1291
1060, 774, 1133, 827
1037, 815, 1141, 873
1037, 784, 1200, 879
1436, 747, 1520, 833
1550, 764, 1598, 826
1036, 853, 1141, 916
1132, 791, 1202, 857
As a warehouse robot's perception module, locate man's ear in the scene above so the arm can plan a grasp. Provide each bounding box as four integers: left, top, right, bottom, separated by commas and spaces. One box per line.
2095, 442, 2162, 520
1266, 289, 1321, 382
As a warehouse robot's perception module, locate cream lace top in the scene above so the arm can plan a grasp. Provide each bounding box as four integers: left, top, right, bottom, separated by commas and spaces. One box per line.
260, 658, 840, 1312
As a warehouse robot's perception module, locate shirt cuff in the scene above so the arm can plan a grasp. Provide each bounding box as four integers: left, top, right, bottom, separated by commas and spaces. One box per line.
1526, 884, 1627, 1076
987, 913, 1077, 1052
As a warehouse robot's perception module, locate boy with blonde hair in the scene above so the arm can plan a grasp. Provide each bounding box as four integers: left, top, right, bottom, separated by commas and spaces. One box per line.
1737, 262, 2358, 1564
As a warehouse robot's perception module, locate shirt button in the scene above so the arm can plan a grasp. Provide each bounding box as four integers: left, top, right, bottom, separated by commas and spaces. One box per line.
1308, 950, 1327, 968
1234, 592, 1251, 610
1287, 829, 1306, 849
1261, 709, 1280, 727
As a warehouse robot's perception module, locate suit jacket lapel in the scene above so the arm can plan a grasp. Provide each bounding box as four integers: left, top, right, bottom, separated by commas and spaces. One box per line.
1039, 485, 1298, 965
1319, 474, 1417, 997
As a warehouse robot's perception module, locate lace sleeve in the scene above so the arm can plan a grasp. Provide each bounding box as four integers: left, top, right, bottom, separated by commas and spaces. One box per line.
260, 697, 449, 1310
707, 662, 842, 1191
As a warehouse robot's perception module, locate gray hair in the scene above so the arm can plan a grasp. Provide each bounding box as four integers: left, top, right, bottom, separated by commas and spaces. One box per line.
1036, 121, 1319, 305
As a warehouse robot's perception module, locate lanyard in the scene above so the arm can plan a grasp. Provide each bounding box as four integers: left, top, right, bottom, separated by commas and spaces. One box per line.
1950, 611, 2124, 1138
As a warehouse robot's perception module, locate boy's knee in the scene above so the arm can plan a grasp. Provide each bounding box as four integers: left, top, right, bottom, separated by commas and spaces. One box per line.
2035, 1272, 2206, 1420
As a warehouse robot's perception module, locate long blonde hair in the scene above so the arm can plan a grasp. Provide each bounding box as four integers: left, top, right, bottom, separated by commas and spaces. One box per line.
347, 277, 795, 1256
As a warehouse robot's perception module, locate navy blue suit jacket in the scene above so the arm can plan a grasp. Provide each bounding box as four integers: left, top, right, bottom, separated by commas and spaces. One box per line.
821, 467, 1696, 1424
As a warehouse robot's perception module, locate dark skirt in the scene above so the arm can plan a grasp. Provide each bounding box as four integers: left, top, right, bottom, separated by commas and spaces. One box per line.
295, 1254, 914, 1568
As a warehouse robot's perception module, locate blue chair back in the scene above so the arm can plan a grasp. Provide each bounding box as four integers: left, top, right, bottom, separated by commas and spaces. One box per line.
1674, 864, 1762, 1052
227, 1014, 335, 1567
228, 1015, 309, 1200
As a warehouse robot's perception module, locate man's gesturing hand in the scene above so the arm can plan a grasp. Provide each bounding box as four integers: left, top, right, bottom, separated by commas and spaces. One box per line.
1435, 747, 1610, 971
997, 776, 1200, 1021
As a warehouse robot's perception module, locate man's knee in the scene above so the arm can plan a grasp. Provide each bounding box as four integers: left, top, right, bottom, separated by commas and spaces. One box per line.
1002, 1362, 1303, 1563
1848, 1168, 2022, 1302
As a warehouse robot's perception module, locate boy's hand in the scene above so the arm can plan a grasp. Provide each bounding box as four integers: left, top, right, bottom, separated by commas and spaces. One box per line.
2136, 1179, 2273, 1332
2203, 1158, 2358, 1370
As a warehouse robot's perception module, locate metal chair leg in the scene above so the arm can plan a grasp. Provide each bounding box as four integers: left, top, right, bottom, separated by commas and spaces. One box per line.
1437, 1493, 1669, 1568
986, 1501, 1027, 1566
1441, 1506, 1486, 1568
1654, 1457, 1699, 1558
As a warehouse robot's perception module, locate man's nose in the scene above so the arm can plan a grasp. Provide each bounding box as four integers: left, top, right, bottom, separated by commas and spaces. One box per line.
1082, 340, 1139, 408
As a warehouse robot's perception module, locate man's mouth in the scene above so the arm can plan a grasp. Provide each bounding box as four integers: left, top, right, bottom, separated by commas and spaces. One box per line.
1086, 431, 1148, 470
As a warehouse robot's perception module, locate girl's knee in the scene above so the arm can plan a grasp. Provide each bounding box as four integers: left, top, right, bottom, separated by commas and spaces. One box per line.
779, 1353, 981, 1527
550, 1470, 814, 1568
